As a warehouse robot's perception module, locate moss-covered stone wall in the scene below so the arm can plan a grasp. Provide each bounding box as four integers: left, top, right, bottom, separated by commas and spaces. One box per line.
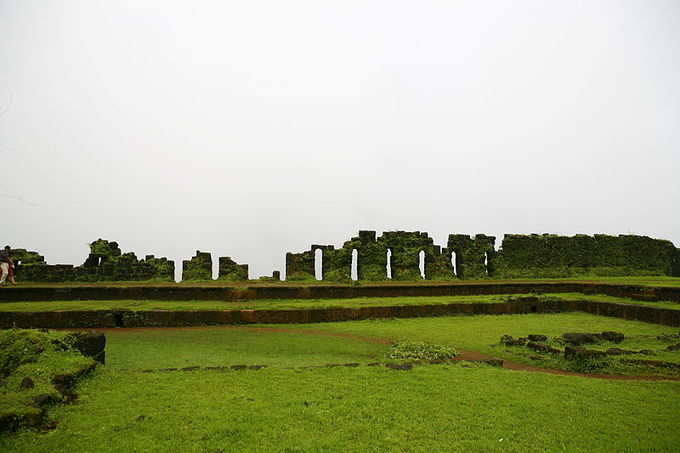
447, 234, 495, 279
427, 245, 455, 280
323, 244, 352, 282
15, 264, 76, 282
182, 251, 212, 281
8, 231, 680, 283
381, 231, 433, 281
285, 249, 315, 281
492, 234, 678, 278
218, 256, 248, 281
8, 249, 45, 266
11, 240, 175, 282
672, 248, 680, 277
354, 231, 388, 281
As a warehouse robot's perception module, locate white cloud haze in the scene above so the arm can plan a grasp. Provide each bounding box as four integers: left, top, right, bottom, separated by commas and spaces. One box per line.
1, 0, 679, 279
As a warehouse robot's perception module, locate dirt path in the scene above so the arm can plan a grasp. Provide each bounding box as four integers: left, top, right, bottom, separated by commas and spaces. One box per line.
73, 325, 680, 382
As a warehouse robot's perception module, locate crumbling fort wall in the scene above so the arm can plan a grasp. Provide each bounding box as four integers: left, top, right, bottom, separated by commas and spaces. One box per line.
285, 248, 316, 281
218, 256, 248, 281
10, 240, 174, 282
492, 234, 679, 278
287, 231, 679, 281
448, 234, 496, 279
8, 231, 679, 283
182, 251, 212, 281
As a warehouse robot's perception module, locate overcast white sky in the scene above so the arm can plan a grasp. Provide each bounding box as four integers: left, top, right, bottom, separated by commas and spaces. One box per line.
1, 0, 679, 279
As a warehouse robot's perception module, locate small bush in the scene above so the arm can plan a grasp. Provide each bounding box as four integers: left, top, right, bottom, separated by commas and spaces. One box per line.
386, 341, 457, 361
566, 356, 611, 373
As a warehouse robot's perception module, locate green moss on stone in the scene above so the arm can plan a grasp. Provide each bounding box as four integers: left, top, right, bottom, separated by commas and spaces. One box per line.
493, 234, 677, 278
182, 251, 212, 281
218, 257, 248, 281
448, 234, 495, 279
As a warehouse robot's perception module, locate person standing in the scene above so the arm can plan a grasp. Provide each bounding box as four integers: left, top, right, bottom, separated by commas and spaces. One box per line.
0, 246, 15, 285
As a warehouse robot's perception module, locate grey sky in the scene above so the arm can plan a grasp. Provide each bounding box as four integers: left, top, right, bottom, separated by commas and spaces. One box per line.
1, 0, 679, 280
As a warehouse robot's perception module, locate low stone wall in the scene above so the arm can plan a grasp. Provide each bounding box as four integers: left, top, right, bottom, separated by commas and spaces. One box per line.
578, 301, 680, 327
0, 299, 571, 328
1, 282, 679, 303
2, 300, 678, 329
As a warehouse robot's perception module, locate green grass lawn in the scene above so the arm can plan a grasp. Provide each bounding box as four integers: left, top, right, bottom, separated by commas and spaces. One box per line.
70, 313, 677, 371
2, 366, 679, 453
103, 327, 388, 370
303, 313, 680, 372
3, 314, 680, 452
1, 293, 678, 312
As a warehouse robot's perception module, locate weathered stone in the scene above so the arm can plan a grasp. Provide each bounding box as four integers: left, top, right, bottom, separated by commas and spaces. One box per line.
65, 332, 106, 364
526, 342, 561, 354
182, 251, 212, 281
562, 333, 600, 346
448, 234, 495, 279
385, 363, 413, 370
31, 394, 53, 407
19, 377, 34, 390
500, 335, 527, 346
666, 343, 680, 351
621, 359, 680, 369
528, 334, 548, 342
564, 346, 607, 360
656, 332, 680, 341
218, 257, 248, 281
382, 231, 442, 280
428, 246, 456, 280
17, 239, 175, 283
599, 331, 624, 343
285, 249, 315, 281
493, 234, 678, 278
355, 231, 388, 281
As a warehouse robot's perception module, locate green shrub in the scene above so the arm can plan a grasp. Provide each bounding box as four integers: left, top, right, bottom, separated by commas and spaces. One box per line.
386, 341, 457, 361
566, 356, 611, 373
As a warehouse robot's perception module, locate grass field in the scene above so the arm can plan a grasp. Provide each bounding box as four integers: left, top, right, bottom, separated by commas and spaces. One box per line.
91, 314, 680, 372
303, 314, 680, 372
1, 293, 679, 312
2, 314, 680, 452
3, 366, 680, 453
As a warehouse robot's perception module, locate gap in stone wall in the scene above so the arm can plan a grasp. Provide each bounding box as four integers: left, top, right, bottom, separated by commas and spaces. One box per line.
174, 259, 182, 282
386, 249, 392, 279
451, 251, 457, 277
314, 248, 323, 281
419, 250, 426, 279
212, 253, 219, 280
351, 249, 358, 281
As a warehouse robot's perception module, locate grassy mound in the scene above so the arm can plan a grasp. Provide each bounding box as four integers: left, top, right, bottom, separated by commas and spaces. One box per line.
0, 329, 96, 432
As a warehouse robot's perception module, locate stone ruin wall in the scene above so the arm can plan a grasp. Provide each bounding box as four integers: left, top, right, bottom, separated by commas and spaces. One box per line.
492, 234, 680, 278
7, 231, 680, 283
286, 231, 680, 281
12, 239, 175, 283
